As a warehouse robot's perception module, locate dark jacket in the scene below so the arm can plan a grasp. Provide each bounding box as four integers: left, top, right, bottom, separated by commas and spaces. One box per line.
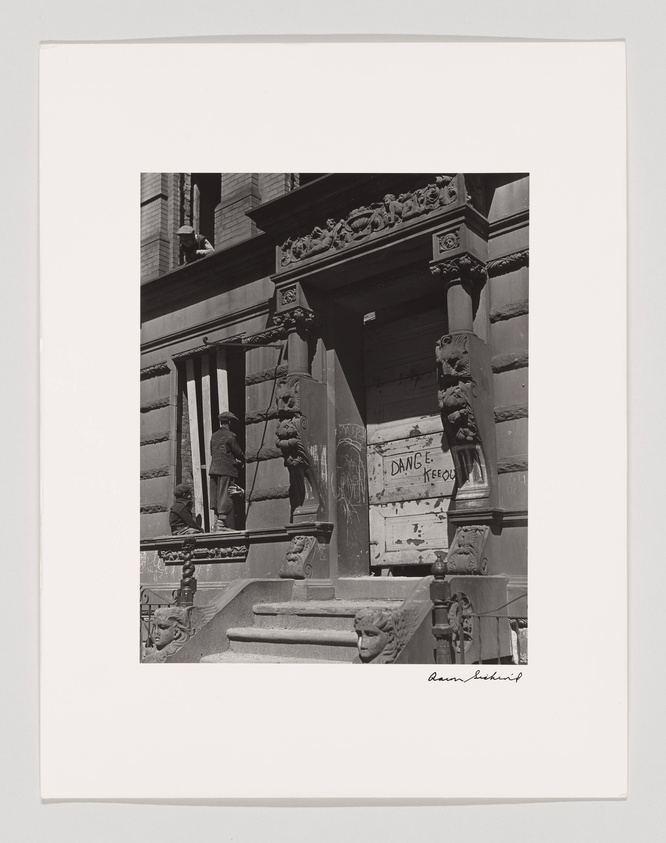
169, 499, 201, 532
209, 428, 244, 477
181, 234, 214, 264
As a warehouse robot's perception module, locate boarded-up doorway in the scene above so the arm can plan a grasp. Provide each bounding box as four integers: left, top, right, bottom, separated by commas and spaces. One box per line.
364, 307, 455, 574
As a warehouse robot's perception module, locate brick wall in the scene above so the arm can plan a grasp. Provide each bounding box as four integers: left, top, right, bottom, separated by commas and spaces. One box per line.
140, 174, 172, 282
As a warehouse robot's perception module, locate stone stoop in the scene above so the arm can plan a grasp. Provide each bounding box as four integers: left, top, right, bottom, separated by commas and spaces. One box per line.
204, 598, 403, 663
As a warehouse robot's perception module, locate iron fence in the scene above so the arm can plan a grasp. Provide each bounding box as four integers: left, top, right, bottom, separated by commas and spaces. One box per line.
140, 587, 178, 648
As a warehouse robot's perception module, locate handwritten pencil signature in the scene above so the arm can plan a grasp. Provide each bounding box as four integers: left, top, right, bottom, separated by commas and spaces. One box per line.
428, 669, 523, 683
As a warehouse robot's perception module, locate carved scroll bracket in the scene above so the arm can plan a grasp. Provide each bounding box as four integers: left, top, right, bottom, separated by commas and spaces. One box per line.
445, 525, 490, 575
280, 534, 318, 579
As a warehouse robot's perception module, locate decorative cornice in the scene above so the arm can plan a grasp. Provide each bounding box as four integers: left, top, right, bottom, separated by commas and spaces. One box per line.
488, 210, 529, 238
140, 303, 268, 355
140, 466, 171, 480
494, 403, 528, 423
140, 396, 170, 413
279, 175, 459, 267
141, 430, 171, 446
171, 344, 213, 362
248, 485, 291, 502
491, 351, 529, 373
497, 456, 528, 474
140, 503, 168, 514
487, 249, 529, 278
490, 298, 529, 324
245, 364, 288, 386
140, 361, 170, 380
430, 253, 487, 284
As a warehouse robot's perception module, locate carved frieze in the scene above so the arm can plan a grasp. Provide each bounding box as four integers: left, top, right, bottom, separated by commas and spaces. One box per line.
140, 361, 170, 381
279, 534, 318, 579
487, 249, 529, 278
445, 525, 489, 575
158, 546, 248, 564
279, 175, 459, 267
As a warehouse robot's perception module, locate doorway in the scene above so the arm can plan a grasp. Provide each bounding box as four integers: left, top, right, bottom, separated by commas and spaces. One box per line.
364, 304, 455, 575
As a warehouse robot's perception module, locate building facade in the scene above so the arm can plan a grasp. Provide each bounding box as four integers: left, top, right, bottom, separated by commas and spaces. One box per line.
140, 173, 528, 664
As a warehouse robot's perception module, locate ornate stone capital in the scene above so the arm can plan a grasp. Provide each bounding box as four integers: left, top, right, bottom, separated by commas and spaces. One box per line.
245, 306, 317, 345
430, 253, 487, 286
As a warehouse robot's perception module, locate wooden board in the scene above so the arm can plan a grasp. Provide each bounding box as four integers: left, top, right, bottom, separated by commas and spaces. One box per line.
364, 309, 452, 567
185, 358, 204, 525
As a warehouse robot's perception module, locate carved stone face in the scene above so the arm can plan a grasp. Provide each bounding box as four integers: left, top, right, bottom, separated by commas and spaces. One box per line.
153, 618, 177, 651
356, 623, 391, 663
152, 608, 189, 651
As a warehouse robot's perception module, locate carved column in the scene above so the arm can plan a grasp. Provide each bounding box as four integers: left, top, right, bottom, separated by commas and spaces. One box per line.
256, 282, 328, 528
428, 204, 503, 657
176, 538, 197, 607
430, 215, 498, 512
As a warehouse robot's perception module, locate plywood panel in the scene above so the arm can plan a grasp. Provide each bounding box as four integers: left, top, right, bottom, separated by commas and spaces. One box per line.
368, 433, 456, 504
369, 497, 451, 566
364, 308, 453, 567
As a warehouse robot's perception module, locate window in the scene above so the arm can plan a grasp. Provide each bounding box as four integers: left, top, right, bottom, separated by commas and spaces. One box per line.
176, 346, 246, 531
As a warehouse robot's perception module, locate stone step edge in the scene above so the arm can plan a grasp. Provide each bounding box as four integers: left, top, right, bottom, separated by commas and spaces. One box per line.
226, 626, 358, 646
253, 599, 403, 617
201, 652, 347, 664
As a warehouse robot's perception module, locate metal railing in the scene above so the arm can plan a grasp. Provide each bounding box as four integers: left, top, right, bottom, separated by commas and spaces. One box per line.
431, 564, 527, 664
140, 587, 177, 648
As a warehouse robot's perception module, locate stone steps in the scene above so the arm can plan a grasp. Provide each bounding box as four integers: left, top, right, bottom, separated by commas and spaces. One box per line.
252, 598, 403, 631
225, 625, 359, 661
200, 651, 344, 664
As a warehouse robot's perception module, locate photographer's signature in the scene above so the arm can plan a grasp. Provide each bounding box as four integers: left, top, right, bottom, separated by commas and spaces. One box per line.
428, 669, 523, 683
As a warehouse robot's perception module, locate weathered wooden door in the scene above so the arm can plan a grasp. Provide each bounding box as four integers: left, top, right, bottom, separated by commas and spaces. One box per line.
365, 309, 456, 570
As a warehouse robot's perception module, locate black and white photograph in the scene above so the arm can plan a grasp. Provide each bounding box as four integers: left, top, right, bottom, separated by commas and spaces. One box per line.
38, 40, 627, 803
139, 172, 529, 665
